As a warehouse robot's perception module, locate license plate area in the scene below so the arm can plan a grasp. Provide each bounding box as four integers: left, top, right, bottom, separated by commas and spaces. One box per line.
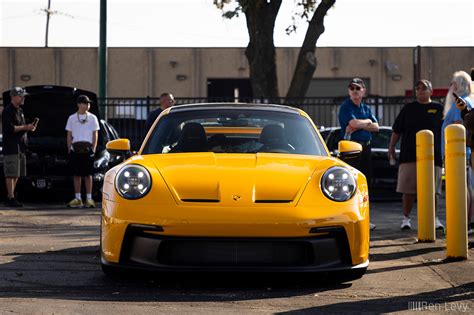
33, 179, 50, 189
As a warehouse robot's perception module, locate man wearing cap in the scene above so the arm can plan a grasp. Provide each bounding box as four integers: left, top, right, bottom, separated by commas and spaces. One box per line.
339, 78, 379, 178
65, 95, 100, 208
2, 87, 37, 207
339, 78, 379, 230
388, 79, 444, 230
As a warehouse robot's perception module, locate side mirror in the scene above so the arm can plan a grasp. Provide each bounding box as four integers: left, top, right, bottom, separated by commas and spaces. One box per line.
106, 138, 132, 160
337, 140, 362, 161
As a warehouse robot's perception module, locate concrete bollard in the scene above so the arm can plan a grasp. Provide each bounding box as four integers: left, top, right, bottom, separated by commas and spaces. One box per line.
416, 130, 435, 242
445, 124, 468, 260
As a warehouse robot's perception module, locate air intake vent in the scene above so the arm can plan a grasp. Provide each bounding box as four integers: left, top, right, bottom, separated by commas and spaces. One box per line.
254, 200, 292, 203
181, 199, 220, 203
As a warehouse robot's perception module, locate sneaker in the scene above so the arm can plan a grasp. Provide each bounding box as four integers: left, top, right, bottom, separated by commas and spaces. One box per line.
435, 217, 445, 230
369, 223, 376, 230
68, 198, 83, 208
6, 198, 23, 208
85, 199, 96, 208
401, 217, 411, 230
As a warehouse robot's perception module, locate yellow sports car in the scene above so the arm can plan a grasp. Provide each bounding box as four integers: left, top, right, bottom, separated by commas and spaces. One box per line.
101, 103, 370, 280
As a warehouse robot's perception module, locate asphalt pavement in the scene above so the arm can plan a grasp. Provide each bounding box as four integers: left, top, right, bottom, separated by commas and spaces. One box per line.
0, 195, 472, 314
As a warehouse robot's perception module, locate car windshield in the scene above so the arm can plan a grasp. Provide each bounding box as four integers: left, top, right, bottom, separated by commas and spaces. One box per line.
142, 108, 326, 156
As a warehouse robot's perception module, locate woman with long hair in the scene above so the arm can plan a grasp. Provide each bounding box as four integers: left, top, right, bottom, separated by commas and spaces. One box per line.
442, 70, 474, 234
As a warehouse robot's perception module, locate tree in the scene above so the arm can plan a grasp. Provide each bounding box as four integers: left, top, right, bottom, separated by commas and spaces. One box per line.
214, 0, 336, 100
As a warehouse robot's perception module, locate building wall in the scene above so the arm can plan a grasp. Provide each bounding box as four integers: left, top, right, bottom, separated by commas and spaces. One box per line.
1, 47, 472, 98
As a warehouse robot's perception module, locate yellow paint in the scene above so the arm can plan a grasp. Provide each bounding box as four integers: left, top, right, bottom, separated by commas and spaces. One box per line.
338, 140, 362, 153
106, 138, 130, 151
101, 107, 369, 267
416, 130, 435, 242
445, 124, 468, 259
204, 126, 263, 135
101, 152, 370, 265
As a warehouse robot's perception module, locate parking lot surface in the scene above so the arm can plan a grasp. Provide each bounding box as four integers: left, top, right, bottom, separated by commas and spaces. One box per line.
0, 198, 473, 314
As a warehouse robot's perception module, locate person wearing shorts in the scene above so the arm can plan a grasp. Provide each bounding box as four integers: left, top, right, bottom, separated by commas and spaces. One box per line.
388, 80, 444, 230
65, 95, 100, 208
2, 87, 37, 207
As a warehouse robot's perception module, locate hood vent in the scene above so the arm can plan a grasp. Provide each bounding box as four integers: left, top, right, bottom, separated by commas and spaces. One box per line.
181, 199, 220, 203
254, 200, 292, 203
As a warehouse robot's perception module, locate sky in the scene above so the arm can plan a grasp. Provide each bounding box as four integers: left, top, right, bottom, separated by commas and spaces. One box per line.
0, 0, 473, 47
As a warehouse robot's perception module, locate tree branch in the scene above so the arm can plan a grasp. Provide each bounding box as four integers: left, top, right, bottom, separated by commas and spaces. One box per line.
286, 0, 336, 99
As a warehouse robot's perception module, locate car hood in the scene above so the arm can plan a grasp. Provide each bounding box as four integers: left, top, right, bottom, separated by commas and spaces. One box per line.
148, 153, 331, 205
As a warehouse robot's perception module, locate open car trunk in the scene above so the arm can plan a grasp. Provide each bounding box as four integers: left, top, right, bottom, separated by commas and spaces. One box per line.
1, 86, 110, 196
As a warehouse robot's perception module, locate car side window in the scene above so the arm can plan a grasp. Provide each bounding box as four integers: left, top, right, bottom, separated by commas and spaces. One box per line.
371, 129, 400, 149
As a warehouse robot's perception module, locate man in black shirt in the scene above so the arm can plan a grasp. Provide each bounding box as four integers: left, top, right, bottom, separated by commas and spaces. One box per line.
388, 80, 444, 230
2, 87, 37, 207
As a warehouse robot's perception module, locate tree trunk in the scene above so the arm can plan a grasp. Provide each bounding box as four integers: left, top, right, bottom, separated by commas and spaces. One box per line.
243, 0, 282, 99
286, 0, 336, 99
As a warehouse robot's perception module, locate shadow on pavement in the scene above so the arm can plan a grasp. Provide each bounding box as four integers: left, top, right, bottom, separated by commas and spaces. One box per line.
0, 245, 357, 302
367, 260, 444, 275
276, 282, 474, 314
370, 246, 445, 261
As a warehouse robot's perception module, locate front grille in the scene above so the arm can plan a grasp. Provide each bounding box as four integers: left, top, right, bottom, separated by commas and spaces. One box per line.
120, 225, 352, 270
157, 240, 311, 266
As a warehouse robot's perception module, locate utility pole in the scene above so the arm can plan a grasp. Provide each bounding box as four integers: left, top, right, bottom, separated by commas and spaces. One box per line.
413, 45, 421, 95
44, 0, 52, 47
99, 0, 107, 117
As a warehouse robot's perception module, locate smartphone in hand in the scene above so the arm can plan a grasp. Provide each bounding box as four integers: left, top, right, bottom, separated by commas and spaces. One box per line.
453, 92, 461, 100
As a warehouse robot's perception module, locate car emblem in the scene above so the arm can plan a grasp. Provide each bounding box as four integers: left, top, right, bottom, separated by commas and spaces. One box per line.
232, 195, 241, 201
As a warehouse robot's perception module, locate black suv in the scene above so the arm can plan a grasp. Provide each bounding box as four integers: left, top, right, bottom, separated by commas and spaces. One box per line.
1, 85, 120, 200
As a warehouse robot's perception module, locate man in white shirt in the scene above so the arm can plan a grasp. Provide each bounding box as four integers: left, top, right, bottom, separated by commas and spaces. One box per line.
65, 95, 100, 208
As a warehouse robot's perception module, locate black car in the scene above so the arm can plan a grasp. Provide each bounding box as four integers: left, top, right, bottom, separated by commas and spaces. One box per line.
320, 126, 400, 200
1, 85, 120, 200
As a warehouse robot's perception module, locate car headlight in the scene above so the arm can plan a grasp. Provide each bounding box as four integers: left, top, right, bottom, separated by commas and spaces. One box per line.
321, 166, 357, 202
115, 164, 151, 199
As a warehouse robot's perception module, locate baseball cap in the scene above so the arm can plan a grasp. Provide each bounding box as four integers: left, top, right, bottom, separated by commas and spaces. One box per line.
10, 87, 28, 97
415, 79, 433, 91
348, 78, 366, 88
76, 95, 92, 104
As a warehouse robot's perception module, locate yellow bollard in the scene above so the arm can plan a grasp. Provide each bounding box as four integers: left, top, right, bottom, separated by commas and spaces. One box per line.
445, 124, 468, 260
416, 130, 436, 242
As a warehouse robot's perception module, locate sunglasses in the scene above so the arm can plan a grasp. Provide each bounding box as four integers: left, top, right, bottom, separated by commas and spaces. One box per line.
349, 86, 362, 91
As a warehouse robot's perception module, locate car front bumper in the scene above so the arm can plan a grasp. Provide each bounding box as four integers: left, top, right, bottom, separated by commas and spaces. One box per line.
101, 223, 369, 273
